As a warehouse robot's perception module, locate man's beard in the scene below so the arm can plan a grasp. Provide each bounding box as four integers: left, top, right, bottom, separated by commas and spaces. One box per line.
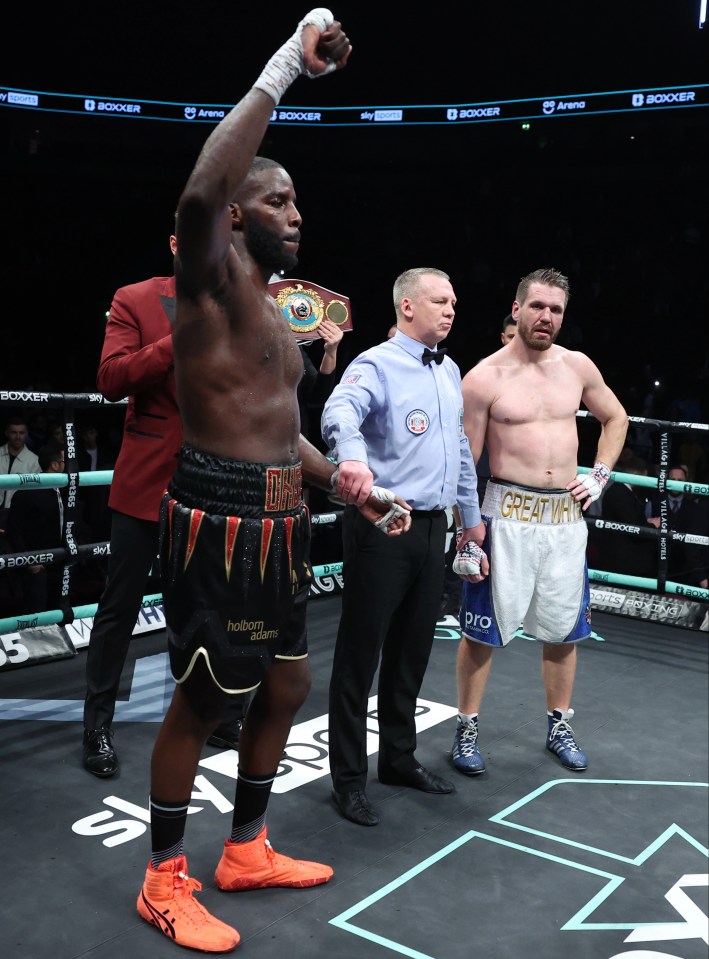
244, 216, 298, 273
517, 323, 557, 352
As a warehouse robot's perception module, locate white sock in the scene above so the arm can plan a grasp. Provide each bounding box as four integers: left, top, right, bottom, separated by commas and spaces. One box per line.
458, 712, 479, 723
548, 708, 574, 720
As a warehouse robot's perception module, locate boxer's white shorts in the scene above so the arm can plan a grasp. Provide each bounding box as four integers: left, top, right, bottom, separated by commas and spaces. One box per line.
460, 479, 592, 646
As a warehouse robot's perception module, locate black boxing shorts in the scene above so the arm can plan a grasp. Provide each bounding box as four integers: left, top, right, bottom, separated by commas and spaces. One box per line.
159, 444, 311, 698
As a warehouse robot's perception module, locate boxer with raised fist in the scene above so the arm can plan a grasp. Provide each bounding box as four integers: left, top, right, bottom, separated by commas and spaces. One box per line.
133, 12, 412, 953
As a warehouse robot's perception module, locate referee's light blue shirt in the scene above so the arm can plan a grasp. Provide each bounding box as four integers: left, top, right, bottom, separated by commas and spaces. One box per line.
321, 330, 482, 528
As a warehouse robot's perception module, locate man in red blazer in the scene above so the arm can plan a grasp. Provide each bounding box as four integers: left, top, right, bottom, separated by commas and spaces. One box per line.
82, 242, 182, 776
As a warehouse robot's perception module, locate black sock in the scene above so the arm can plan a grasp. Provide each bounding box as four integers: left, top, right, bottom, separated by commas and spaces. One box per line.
229, 770, 276, 844
149, 795, 190, 868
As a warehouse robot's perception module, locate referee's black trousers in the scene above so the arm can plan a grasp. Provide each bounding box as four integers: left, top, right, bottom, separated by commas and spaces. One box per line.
83, 511, 159, 730
328, 507, 447, 792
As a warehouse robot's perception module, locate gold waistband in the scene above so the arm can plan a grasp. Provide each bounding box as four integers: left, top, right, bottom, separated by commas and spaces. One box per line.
483, 480, 582, 525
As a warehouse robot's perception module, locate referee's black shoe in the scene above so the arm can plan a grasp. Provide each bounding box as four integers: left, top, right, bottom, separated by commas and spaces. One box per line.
83, 728, 118, 778
207, 719, 243, 751
378, 762, 455, 794
331, 788, 380, 826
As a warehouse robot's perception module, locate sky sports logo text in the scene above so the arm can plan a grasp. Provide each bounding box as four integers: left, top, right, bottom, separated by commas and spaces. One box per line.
3, 91, 40, 106
359, 109, 404, 122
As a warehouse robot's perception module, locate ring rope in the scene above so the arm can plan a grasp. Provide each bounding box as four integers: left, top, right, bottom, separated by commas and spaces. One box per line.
2, 559, 707, 638
2, 468, 708, 498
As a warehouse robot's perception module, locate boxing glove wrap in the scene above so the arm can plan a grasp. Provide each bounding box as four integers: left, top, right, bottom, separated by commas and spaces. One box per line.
452, 528, 485, 577
574, 461, 611, 503
369, 486, 410, 533
254, 8, 336, 105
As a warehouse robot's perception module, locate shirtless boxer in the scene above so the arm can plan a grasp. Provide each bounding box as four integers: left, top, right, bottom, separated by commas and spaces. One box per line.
134, 11, 411, 953
450, 268, 628, 777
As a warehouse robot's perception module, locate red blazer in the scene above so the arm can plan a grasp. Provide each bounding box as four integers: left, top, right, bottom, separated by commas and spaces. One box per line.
98, 275, 182, 522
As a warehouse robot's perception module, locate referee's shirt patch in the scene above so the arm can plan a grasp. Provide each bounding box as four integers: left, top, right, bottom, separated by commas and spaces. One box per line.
406, 410, 430, 434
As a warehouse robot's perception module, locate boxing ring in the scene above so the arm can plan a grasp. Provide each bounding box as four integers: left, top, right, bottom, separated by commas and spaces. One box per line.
0, 392, 707, 669
1, 393, 708, 959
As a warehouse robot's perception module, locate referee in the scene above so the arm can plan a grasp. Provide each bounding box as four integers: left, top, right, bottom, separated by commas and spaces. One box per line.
322, 267, 486, 826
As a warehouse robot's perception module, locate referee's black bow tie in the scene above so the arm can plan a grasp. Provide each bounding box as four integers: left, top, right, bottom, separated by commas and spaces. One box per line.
422, 348, 447, 366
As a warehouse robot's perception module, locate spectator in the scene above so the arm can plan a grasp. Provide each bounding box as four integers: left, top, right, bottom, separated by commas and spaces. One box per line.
48, 419, 67, 449
6, 443, 66, 613
0, 413, 40, 526
0, 524, 24, 616
675, 436, 709, 486
26, 411, 51, 453
651, 464, 709, 589
500, 313, 517, 344
599, 455, 657, 578
76, 418, 115, 543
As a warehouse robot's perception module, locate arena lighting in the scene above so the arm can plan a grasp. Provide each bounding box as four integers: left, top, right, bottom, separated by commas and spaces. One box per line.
700, 0, 706, 28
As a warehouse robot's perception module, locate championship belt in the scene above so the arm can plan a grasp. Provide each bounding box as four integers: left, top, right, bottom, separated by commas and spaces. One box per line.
268, 278, 352, 341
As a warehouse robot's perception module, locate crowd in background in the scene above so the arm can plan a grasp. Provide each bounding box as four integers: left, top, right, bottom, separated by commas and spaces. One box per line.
0, 409, 122, 617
